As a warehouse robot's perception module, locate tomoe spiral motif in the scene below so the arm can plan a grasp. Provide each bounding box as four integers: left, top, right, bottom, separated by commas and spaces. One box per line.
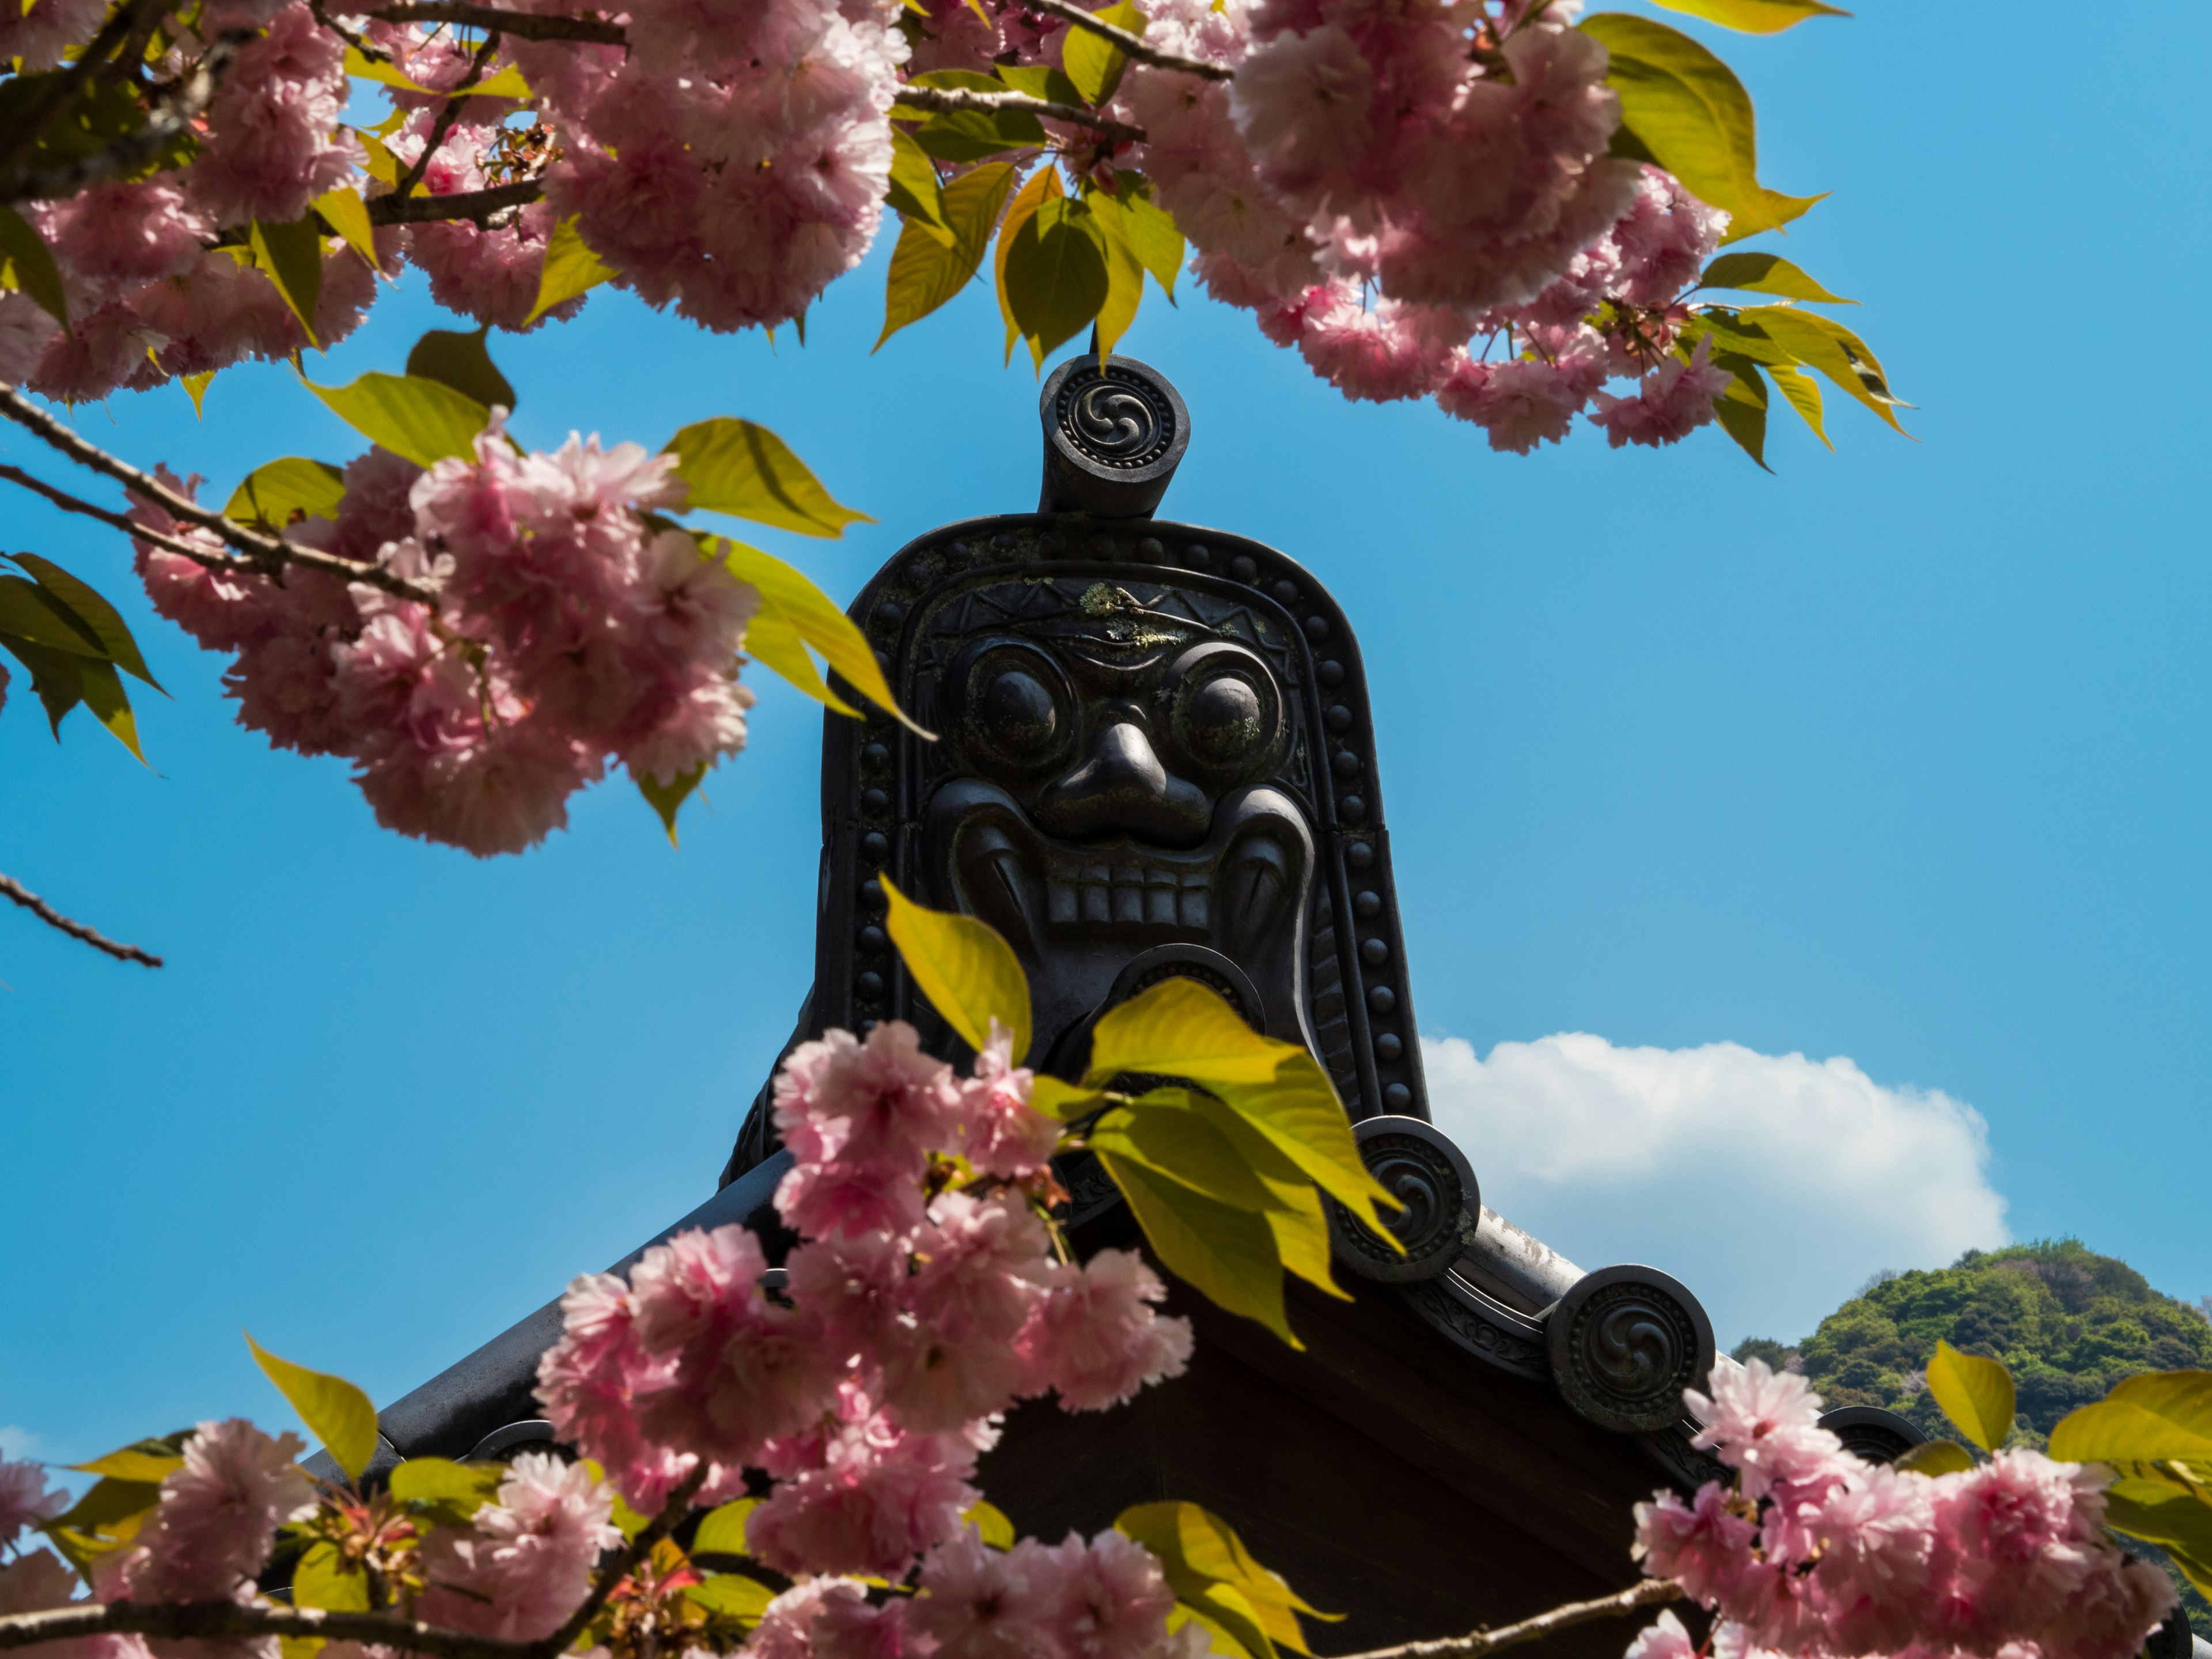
1327, 1120, 1476, 1283
1547, 1266, 1714, 1435
1056, 368, 1175, 471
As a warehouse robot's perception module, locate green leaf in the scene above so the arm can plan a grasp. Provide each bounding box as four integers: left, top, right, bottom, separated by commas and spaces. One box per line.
1764, 361, 1829, 448
904, 68, 1006, 91
1003, 190, 1110, 371
181, 370, 214, 416
666, 416, 872, 539
251, 216, 325, 348
904, 104, 1047, 164
343, 45, 531, 99
1926, 1339, 2017, 1453
2105, 1479, 2212, 1600
0, 632, 84, 736
313, 185, 379, 270
0, 203, 68, 327
994, 64, 1089, 106
1086, 188, 1148, 359
996, 166, 1058, 362
1116, 1501, 1333, 1658
77, 656, 145, 763
1100, 1147, 1297, 1346
304, 372, 490, 468
406, 325, 516, 412
882, 872, 1032, 1061
1737, 305, 1908, 431
886, 128, 949, 237
706, 537, 929, 737
225, 457, 349, 531
1031, 1075, 1108, 1121
964, 1501, 1016, 1550
1172, 1603, 1257, 1659
1699, 251, 1854, 304
1893, 1438, 1975, 1478
1645, 0, 1849, 31
634, 760, 706, 846
878, 161, 1018, 350
692, 1497, 759, 1558
1109, 172, 1185, 298
1090, 1097, 1281, 1214
1147, 1088, 1344, 1298
2051, 1372, 2212, 1466
609, 1488, 652, 1540
70, 1444, 183, 1483
293, 1541, 370, 1613
741, 596, 859, 718
7, 555, 161, 690
527, 215, 615, 327
247, 1333, 378, 1482
0, 574, 112, 660
685, 1574, 777, 1626
1063, 0, 1145, 106
388, 1456, 503, 1521
1709, 350, 1769, 471
1578, 13, 1822, 242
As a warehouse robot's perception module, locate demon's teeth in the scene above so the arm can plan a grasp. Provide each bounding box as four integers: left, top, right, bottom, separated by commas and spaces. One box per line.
1043, 862, 1208, 933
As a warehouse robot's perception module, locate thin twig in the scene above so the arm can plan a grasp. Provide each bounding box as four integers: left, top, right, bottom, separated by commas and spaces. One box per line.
394, 31, 505, 200
1022, 0, 1232, 81
313, 0, 394, 60
1, 32, 248, 204
540, 1467, 709, 1657
892, 85, 1145, 143
1336, 1580, 1686, 1659
0, 388, 440, 604
366, 177, 541, 226
0, 1601, 533, 1659
370, 2, 626, 43
0, 463, 266, 580
0, 873, 162, 968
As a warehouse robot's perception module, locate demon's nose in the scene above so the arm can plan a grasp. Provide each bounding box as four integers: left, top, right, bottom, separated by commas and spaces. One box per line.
1035, 704, 1210, 847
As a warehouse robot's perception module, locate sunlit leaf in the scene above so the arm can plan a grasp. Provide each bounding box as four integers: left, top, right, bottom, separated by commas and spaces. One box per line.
1764, 361, 1828, 448
692, 1497, 760, 1558
343, 45, 530, 99
313, 185, 379, 269
1739, 305, 1908, 431
1926, 1339, 2016, 1453
225, 457, 349, 531
1709, 350, 1770, 471
634, 760, 707, 846
1063, 0, 1145, 105
70, 1444, 182, 1483
886, 127, 949, 237
0, 203, 68, 327
293, 1540, 370, 1613
1893, 1439, 1974, 1478
1646, 0, 1849, 30
250, 216, 325, 348
0, 575, 108, 660
878, 161, 1018, 350
2105, 1479, 2212, 1600
527, 215, 615, 326
77, 656, 145, 763
9, 554, 161, 690
406, 325, 516, 412
1031, 1075, 1108, 1121
881, 873, 1032, 1061
964, 1501, 1016, 1550
1578, 13, 1822, 242
742, 597, 860, 718
182, 370, 214, 416
0, 631, 84, 736
1117, 1501, 1334, 1659
995, 166, 1058, 363
2051, 1372, 2212, 1466
706, 537, 929, 736
1109, 172, 1185, 298
247, 1334, 378, 1481
1100, 1147, 1296, 1346
1003, 192, 1109, 371
994, 64, 1088, 106
1086, 188, 1147, 359
304, 372, 490, 468
667, 416, 872, 538
1699, 251, 1854, 304
686, 1574, 778, 1626
388, 1456, 503, 1520
904, 103, 1047, 164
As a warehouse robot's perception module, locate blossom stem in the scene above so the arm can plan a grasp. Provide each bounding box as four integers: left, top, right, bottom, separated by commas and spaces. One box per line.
366, 177, 543, 226
0, 872, 164, 967
1020, 0, 1233, 82
369, 2, 628, 44
0, 1601, 528, 1659
395, 32, 505, 200
891, 85, 1146, 143
538, 1467, 710, 1659
1334, 1578, 1686, 1659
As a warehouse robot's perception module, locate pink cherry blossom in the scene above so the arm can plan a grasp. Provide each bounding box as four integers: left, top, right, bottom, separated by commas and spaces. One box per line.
953, 1021, 1062, 1179
1029, 1529, 1176, 1659
187, 4, 359, 228
1020, 1249, 1192, 1412
914, 1529, 1053, 1659
774, 1023, 960, 1239
97, 1420, 313, 1605
748, 1387, 982, 1579
1589, 339, 1734, 449
1685, 1357, 1842, 1501
415, 1453, 622, 1640
1622, 1611, 1697, 1659
1633, 1480, 1757, 1606
0, 1460, 67, 1546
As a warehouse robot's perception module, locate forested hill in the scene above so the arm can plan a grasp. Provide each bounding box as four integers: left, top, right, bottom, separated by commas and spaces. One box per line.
1733, 1238, 2212, 1445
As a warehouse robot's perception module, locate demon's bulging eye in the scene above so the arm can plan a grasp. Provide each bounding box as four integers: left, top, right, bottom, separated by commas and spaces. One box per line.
951, 639, 1073, 773
1185, 673, 1264, 764
979, 666, 1058, 756
1164, 642, 1282, 777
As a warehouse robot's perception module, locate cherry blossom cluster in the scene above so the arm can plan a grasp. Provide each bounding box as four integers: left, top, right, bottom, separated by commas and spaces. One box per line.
537, 1018, 1194, 1575
127, 418, 760, 855
1117, 0, 1734, 449
1632, 1359, 2176, 1659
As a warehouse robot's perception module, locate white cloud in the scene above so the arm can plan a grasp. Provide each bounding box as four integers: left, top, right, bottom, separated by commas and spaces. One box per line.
1420, 1032, 2009, 1349
0, 1425, 41, 1459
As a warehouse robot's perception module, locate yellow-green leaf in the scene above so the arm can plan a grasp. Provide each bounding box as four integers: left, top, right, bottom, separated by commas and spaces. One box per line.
877, 161, 1018, 350
77, 657, 145, 763
1764, 361, 1829, 449
1031, 1075, 1107, 1121
70, 1446, 183, 1483
886, 127, 949, 237
1709, 350, 1769, 471
304, 372, 490, 468
313, 185, 378, 269
0, 576, 107, 660
251, 217, 325, 348
964, 1500, 1016, 1550
2105, 1480, 2212, 1601
182, 370, 214, 416
344, 45, 531, 99
1086, 976, 1285, 1088
1063, 0, 1145, 106
1926, 1339, 2016, 1453
1172, 1603, 1257, 1659
357, 127, 403, 188
527, 215, 615, 326
1100, 1147, 1297, 1347
10, 554, 161, 691
1578, 13, 1822, 242
882, 872, 1032, 1062
1185, 1582, 1278, 1659
687, 1574, 777, 1625
996, 165, 1058, 363
1699, 251, 1854, 304
994, 64, 1088, 105
388, 1456, 504, 1515
692, 1496, 759, 1557
406, 325, 515, 412
634, 760, 707, 846
1086, 188, 1147, 359
1646, 0, 1849, 31
902, 103, 1047, 164
1108, 172, 1184, 298
247, 1333, 378, 1481
666, 417, 872, 539
225, 457, 349, 530
2051, 1372, 2212, 1466
707, 536, 928, 736
609, 1488, 652, 1540
293, 1540, 370, 1613
1893, 1438, 1974, 1478
1003, 192, 1110, 372
1117, 1501, 1334, 1656
0, 203, 68, 327
742, 595, 861, 719
1738, 305, 1907, 432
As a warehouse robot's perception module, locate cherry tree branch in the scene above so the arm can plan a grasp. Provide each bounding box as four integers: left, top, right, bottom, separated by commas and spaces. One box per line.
0, 873, 163, 967
540, 1466, 710, 1657
0, 0, 174, 189
394, 31, 504, 199
892, 85, 1145, 143
0, 463, 270, 581
0, 386, 441, 604
1336, 1579, 1686, 1659
370, 1, 627, 43
366, 177, 541, 226
1022, 0, 1233, 81
0, 1602, 532, 1659
0, 31, 249, 203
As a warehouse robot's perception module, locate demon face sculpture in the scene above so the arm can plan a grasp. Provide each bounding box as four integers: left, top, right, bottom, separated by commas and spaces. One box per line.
722, 357, 1429, 1188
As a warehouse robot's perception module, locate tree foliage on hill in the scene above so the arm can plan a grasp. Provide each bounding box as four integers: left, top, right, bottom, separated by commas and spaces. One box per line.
1736, 1239, 2212, 1445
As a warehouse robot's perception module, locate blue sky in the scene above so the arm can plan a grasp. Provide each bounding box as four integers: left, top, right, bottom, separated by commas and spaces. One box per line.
3, 5, 2207, 1464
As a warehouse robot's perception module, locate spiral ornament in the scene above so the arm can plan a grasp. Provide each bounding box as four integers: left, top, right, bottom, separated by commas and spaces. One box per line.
1327, 1115, 1478, 1283
1546, 1264, 1715, 1434
1056, 367, 1176, 471
1817, 1406, 1925, 1467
